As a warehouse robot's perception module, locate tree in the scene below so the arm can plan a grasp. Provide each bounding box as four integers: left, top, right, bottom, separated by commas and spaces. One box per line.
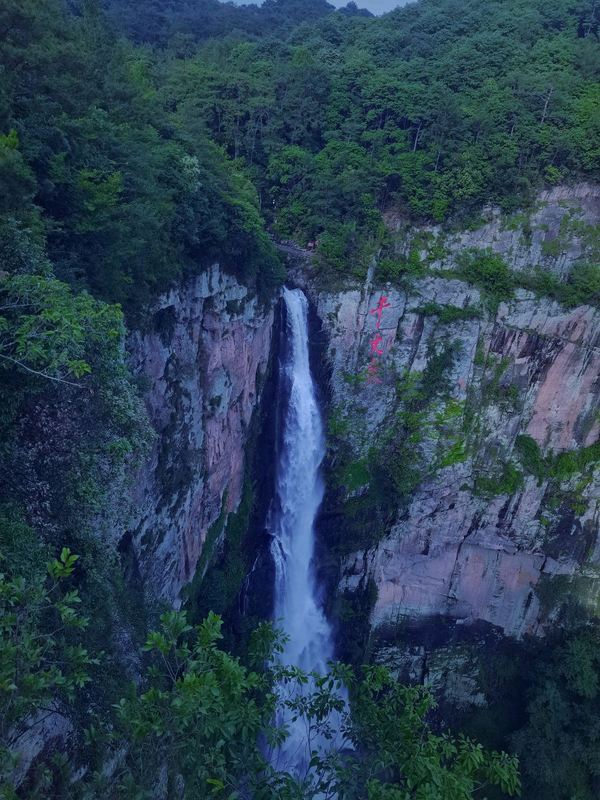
337, 666, 520, 800
0, 543, 97, 794
0, 274, 123, 387
0, 543, 520, 798
103, 611, 519, 800
512, 624, 600, 800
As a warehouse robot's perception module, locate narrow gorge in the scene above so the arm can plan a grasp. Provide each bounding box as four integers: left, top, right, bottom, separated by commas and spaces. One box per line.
121, 182, 600, 717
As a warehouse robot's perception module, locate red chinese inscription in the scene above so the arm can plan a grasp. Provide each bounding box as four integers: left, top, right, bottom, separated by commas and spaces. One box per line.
370, 333, 384, 355
370, 295, 391, 329
367, 294, 390, 383
366, 358, 382, 384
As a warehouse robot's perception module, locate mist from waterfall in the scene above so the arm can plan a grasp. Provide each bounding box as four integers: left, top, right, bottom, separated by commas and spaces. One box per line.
269, 287, 341, 775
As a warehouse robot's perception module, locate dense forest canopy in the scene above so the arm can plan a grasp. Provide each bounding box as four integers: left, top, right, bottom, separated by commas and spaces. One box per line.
107, 0, 600, 275
2, 0, 599, 309
1, 0, 283, 311
99, 0, 339, 44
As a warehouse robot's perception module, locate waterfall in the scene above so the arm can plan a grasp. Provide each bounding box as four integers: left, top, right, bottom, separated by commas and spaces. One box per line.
269, 287, 341, 775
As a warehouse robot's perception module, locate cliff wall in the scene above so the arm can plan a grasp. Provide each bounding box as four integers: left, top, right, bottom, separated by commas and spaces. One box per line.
295, 184, 600, 649
127, 264, 274, 606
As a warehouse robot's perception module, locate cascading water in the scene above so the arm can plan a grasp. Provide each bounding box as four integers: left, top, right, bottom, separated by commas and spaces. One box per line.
269, 287, 341, 774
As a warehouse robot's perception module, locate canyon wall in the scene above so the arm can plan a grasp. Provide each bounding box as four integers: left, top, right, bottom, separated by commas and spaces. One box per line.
127, 264, 274, 606
295, 184, 600, 656
5, 263, 275, 787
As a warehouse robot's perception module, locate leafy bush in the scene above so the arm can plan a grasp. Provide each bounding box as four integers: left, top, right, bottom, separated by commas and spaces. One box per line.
475, 461, 524, 497
522, 264, 600, 309
515, 434, 547, 480
457, 250, 514, 307
0, 274, 121, 387
512, 624, 600, 800
564, 263, 600, 308
516, 435, 600, 483
552, 441, 600, 481
377, 251, 426, 283
0, 550, 521, 799
0, 546, 97, 792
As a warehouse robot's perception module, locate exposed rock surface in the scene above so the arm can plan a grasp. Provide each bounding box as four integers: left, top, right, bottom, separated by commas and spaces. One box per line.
10, 705, 74, 788
297, 184, 600, 642
128, 264, 274, 605
385, 181, 600, 279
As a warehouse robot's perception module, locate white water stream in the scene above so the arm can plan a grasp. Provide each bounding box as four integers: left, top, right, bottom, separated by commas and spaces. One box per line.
269, 287, 341, 774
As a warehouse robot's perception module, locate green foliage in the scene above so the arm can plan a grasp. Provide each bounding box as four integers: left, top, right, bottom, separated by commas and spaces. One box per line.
522, 262, 600, 309
0, 506, 47, 583
112, 611, 277, 799
475, 461, 524, 498
512, 424, 600, 524
328, 407, 350, 438
110, 611, 520, 800
335, 578, 378, 665
0, 544, 97, 792
125, 0, 600, 281
339, 666, 520, 800
0, 132, 36, 216
339, 459, 371, 492
456, 250, 514, 307
417, 302, 482, 323
0, 544, 520, 799
0, 0, 281, 310
376, 251, 427, 283
439, 439, 468, 469
0, 2, 597, 797
0, 267, 151, 533
4, 0, 599, 293
473, 336, 487, 367
552, 441, 600, 480
0, 274, 121, 386
317, 223, 365, 277
452, 624, 600, 800
102, 0, 335, 45
515, 434, 600, 484
188, 480, 255, 625
511, 624, 600, 800
515, 434, 546, 480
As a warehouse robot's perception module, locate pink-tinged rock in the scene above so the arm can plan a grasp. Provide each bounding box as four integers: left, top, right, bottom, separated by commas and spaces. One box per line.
322, 187, 600, 638
491, 299, 600, 451
127, 265, 274, 606
341, 471, 566, 638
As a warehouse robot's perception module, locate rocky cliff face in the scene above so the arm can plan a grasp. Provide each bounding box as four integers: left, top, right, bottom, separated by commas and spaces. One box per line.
4, 264, 275, 790
385, 182, 600, 281
295, 184, 600, 651
127, 264, 274, 606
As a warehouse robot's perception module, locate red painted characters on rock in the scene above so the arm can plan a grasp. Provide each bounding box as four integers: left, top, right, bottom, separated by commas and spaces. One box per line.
369, 294, 391, 329
367, 295, 390, 384
370, 333, 384, 355
366, 358, 382, 384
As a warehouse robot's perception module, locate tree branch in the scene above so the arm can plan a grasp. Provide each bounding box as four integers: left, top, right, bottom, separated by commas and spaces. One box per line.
0, 354, 84, 388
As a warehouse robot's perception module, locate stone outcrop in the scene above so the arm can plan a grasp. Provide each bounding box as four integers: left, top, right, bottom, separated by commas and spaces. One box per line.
385, 181, 600, 279
297, 184, 600, 642
128, 264, 274, 605
9, 705, 74, 789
